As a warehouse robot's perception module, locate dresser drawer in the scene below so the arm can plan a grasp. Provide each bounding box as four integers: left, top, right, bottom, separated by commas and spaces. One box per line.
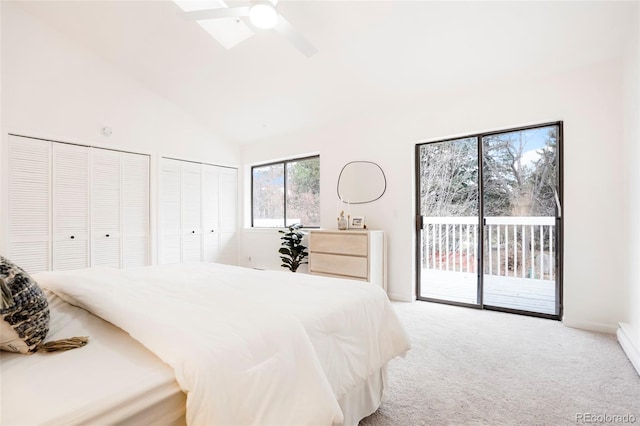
310, 232, 368, 256
310, 253, 368, 279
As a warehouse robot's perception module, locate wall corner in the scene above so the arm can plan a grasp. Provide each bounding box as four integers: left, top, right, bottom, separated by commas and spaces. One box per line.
617, 322, 640, 376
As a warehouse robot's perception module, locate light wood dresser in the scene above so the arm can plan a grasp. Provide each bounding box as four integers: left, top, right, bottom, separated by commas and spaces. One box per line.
308, 230, 386, 291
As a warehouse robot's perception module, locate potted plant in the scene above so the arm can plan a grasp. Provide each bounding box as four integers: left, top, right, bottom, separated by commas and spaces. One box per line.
278, 223, 308, 272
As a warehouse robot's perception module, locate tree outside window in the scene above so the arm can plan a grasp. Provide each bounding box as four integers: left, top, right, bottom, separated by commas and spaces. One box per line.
252, 156, 320, 228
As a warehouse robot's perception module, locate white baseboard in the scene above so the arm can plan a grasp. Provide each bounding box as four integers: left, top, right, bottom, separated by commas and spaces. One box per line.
387, 292, 415, 302
617, 323, 640, 376
562, 318, 618, 334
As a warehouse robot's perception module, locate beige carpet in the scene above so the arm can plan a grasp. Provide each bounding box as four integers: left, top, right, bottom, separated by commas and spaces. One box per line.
360, 301, 640, 425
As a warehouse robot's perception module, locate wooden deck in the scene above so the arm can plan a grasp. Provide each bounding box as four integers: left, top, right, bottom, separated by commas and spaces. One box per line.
420, 269, 556, 315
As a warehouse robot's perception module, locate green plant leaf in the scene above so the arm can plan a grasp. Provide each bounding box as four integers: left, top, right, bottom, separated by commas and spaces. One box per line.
278, 223, 309, 273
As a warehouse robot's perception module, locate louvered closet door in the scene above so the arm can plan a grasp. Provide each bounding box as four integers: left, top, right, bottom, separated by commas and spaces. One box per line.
181, 162, 202, 262
160, 159, 182, 264
202, 165, 220, 262
7, 136, 51, 273
53, 143, 89, 270
218, 168, 238, 265
122, 153, 150, 268
91, 148, 121, 268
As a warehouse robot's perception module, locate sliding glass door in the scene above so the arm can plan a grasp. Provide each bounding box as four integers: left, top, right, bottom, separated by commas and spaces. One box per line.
416, 123, 562, 318
417, 136, 480, 306
482, 125, 561, 315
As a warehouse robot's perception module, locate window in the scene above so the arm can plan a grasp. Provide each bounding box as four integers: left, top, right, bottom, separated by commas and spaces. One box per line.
415, 121, 563, 318
252, 156, 320, 228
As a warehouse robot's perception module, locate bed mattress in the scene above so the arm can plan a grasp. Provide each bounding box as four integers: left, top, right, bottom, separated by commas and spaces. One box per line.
0, 290, 186, 426
2, 263, 410, 425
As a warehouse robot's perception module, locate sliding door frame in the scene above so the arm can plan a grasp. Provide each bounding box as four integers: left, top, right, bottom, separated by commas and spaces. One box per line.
414, 135, 483, 310
415, 121, 563, 320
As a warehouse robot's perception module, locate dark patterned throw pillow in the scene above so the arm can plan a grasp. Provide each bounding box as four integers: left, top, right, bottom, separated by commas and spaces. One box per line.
0, 255, 50, 354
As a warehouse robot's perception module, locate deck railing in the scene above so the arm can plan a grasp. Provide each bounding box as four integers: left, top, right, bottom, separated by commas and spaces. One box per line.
423, 216, 478, 274
422, 216, 555, 280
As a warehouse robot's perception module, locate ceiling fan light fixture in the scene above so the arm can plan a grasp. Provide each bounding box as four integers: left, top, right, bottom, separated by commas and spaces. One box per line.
249, 2, 278, 29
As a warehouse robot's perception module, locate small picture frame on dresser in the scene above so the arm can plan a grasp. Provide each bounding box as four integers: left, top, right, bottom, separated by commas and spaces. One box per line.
350, 216, 365, 229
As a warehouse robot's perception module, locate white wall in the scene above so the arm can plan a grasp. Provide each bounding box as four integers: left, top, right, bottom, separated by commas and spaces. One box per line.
619, 2, 640, 374
241, 56, 628, 332
0, 3, 240, 263
2, 0, 635, 338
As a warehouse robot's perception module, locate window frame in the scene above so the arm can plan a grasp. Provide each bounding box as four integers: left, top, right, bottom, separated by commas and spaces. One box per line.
250, 154, 320, 229
414, 121, 563, 320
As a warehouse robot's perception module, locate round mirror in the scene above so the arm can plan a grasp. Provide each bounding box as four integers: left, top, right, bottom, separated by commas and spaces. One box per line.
337, 161, 386, 204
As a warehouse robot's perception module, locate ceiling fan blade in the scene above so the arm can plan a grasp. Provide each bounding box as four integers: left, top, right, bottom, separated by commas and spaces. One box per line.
184, 6, 250, 21
274, 15, 318, 58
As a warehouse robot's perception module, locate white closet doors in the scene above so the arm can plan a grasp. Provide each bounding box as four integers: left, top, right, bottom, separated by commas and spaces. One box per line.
181, 162, 203, 262
90, 148, 150, 268
159, 158, 237, 265
7, 135, 150, 273
160, 159, 182, 264
91, 148, 121, 268
7, 136, 51, 272
53, 143, 90, 271
202, 165, 220, 262
122, 153, 150, 268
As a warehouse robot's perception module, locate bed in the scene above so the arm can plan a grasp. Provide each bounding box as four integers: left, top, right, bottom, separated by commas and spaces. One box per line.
1, 262, 410, 425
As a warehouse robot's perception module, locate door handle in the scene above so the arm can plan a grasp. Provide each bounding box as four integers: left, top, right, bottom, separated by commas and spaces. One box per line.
554, 187, 562, 218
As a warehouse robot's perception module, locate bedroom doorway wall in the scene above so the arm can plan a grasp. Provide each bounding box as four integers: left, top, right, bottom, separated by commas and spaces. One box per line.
416, 122, 563, 319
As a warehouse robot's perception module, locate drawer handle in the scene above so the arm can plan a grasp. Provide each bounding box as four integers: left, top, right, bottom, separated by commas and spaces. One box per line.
70, 235, 75, 240
106, 234, 110, 238
192, 230, 195, 234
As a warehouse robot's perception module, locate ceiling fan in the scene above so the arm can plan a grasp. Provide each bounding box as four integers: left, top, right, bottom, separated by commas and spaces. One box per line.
183, 0, 318, 57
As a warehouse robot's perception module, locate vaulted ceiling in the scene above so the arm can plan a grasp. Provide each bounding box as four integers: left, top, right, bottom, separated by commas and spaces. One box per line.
10, 1, 636, 145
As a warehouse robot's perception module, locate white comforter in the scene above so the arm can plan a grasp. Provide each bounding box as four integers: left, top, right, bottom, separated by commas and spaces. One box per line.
36, 263, 410, 425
